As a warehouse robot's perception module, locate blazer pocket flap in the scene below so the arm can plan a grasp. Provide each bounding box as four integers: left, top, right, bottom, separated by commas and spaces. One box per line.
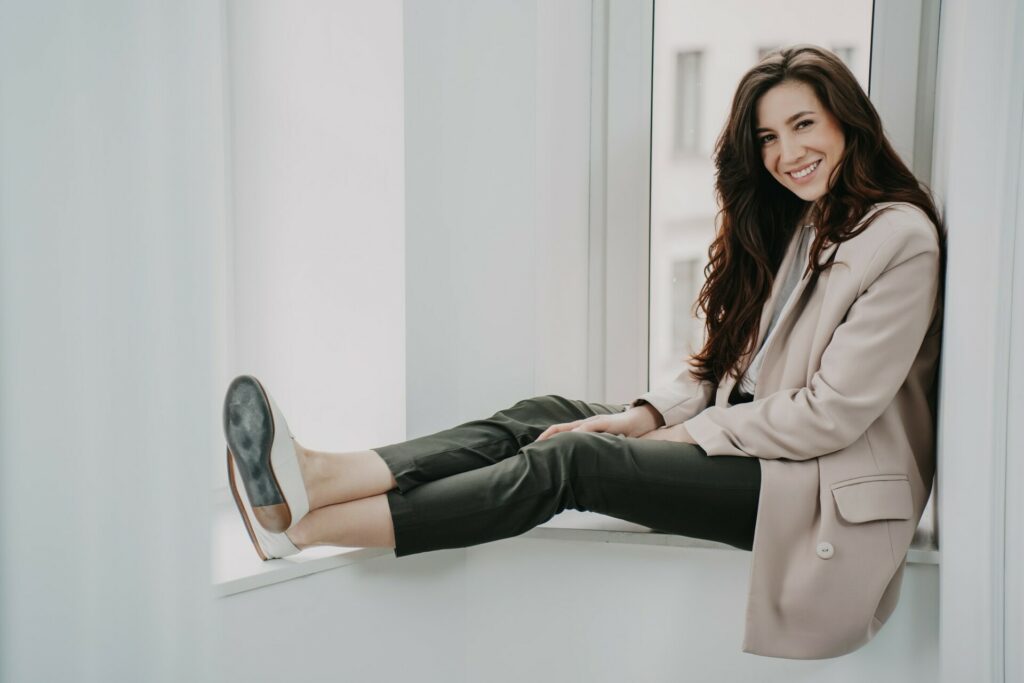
830, 475, 913, 523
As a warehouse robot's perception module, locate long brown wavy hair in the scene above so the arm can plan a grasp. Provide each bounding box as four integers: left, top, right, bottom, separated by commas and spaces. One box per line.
687, 44, 945, 386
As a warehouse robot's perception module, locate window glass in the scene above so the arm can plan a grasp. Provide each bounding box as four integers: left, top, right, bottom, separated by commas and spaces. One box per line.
649, 0, 874, 388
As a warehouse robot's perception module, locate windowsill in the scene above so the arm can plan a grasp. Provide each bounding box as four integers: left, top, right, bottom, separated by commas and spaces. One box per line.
212, 490, 941, 598
211, 492, 394, 598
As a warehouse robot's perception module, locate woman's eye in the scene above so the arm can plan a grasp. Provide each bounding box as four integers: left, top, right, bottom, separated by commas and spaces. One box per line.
795, 119, 813, 130
759, 135, 775, 145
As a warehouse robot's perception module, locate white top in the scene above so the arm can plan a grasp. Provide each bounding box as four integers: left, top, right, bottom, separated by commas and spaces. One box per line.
736, 223, 814, 397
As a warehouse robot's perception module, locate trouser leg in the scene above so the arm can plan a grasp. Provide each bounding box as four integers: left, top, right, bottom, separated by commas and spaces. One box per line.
379, 401, 761, 557
371, 394, 625, 491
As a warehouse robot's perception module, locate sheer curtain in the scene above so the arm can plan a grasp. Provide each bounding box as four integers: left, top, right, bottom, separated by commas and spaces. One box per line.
0, 2, 226, 680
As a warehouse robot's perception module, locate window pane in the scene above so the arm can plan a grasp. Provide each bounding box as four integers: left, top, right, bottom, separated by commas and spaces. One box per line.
649, 0, 873, 390
674, 51, 703, 156
832, 45, 856, 69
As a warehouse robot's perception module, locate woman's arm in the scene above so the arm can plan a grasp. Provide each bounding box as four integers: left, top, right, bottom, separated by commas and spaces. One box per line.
627, 363, 715, 428
637, 422, 698, 444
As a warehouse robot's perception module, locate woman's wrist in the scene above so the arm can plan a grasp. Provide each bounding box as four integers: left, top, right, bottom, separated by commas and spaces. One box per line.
631, 402, 665, 431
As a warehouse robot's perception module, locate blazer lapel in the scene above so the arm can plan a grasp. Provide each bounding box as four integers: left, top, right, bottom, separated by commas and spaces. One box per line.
720, 227, 840, 403
763, 230, 839, 349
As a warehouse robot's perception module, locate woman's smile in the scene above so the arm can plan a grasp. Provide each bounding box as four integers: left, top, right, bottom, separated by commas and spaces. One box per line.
787, 158, 822, 182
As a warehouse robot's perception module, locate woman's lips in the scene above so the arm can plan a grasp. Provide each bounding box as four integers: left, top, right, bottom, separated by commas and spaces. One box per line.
787, 159, 822, 184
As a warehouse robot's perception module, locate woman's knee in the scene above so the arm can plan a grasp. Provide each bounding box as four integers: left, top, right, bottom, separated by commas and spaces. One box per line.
523, 430, 609, 472
520, 432, 617, 511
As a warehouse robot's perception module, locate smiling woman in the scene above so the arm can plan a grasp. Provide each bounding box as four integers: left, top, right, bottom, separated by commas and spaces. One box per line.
222, 43, 946, 661
632, 44, 945, 659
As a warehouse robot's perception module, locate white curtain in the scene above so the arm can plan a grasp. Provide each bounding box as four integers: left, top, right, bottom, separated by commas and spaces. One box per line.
0, 1, 225, 680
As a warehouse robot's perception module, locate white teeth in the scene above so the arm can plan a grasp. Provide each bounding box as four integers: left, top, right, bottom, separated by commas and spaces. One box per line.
791, 160, 820, 179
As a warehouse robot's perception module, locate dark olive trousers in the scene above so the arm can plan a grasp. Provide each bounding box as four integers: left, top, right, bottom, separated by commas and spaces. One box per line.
371, 394, 760, 557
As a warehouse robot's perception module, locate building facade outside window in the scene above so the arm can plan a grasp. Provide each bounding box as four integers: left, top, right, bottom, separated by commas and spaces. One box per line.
650, 0, 873, 388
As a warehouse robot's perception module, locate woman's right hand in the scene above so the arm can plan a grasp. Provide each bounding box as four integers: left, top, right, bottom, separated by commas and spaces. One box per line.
534, 404, 664, 442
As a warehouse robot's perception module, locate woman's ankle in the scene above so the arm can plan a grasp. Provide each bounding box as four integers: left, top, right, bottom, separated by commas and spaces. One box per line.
292, 441, 323, 507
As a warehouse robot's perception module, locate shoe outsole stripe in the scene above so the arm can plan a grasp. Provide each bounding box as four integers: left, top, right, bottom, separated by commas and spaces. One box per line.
226, 450, 269, 561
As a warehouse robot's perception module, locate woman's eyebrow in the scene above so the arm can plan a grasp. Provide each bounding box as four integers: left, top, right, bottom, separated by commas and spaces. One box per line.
755, 110, 815, 133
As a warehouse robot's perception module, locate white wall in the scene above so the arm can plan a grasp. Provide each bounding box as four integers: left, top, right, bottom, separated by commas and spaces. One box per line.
465, 541, 937, 682
215, 551, 468, 682
0, 2, 223, 680
216, 538, 938, 682
403, 0, 593, 437
224, 0, 407, 468
930, 0, 1024, 680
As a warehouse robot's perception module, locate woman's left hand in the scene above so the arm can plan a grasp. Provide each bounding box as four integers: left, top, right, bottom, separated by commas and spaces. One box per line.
638, 423, 697, 444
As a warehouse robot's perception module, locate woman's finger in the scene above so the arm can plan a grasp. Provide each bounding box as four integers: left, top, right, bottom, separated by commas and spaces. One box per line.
537, 413, 611, 441
537, 419, 584, 442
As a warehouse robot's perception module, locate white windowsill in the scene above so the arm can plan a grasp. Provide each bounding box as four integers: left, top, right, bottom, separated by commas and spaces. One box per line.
211, 490, 941, 598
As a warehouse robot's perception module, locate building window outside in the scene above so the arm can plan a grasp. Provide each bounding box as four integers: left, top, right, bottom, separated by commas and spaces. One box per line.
832, 45, 856, 69
673, 50, 703, 157
672, 257, 705, 359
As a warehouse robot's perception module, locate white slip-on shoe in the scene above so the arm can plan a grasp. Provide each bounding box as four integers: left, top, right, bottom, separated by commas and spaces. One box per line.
226, 448, 300, 561
223, 375, 310, 533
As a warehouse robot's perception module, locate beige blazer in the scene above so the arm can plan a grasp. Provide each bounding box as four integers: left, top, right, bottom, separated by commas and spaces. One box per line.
632, 202, 943, 659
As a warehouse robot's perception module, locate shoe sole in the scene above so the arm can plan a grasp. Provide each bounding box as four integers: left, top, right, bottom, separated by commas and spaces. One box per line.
226, 449, 269, 561
223, 375, 294, 533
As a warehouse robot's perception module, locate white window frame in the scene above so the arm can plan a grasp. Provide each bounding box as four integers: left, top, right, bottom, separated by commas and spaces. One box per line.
586, 0, 654, 403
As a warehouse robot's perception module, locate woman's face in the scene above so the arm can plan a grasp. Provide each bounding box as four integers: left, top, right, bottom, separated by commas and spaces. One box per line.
755, 80, 846, 202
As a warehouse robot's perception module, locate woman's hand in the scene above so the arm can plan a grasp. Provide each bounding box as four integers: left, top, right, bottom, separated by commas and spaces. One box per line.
535, 405, 662, 442
637, 423, 697, 444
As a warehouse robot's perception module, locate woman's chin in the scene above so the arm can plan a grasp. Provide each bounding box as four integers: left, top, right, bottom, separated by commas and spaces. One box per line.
788, 183, 827, 202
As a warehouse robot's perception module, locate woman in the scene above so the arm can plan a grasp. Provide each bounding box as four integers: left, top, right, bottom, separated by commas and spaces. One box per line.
224, 45, 944, 660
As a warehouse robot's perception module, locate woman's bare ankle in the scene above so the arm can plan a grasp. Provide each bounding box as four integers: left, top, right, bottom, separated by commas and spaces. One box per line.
284, 526, 309, 550
292, 440, 323, 506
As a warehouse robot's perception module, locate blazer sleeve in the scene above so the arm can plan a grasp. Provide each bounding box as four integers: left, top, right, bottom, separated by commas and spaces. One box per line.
682, 222, 941, 460
628, 359, 715, 428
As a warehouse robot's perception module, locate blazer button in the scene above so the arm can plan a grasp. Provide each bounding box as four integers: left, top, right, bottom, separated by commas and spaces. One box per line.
816, 541, 834, 559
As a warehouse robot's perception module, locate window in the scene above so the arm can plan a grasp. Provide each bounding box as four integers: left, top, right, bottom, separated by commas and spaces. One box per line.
832, 45, 856, 69
673, 50, 703, 157
671, 256, 705, 358
649, 0, 874, 391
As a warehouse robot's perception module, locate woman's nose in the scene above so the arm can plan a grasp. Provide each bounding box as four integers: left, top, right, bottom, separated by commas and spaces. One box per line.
779, 136, 805, 164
